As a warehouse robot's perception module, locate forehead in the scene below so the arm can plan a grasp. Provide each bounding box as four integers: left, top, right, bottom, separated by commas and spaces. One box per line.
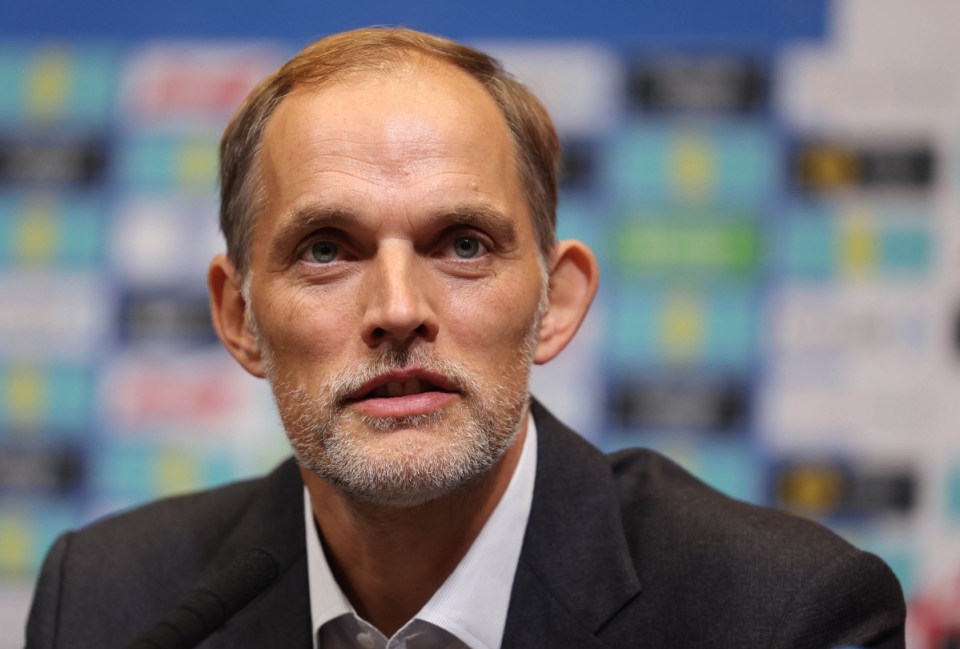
264, 60, 513, 169
256, 60, 531, 232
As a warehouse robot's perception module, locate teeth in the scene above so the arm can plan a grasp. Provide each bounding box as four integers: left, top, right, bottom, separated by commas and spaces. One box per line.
370, 379, 429, 398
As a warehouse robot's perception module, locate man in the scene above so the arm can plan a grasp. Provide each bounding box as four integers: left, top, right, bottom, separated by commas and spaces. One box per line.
26, 27, 905, 649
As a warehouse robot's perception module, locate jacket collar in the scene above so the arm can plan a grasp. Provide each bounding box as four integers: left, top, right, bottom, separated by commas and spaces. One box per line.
203, 459, 313, 649
502, 400, 642, 648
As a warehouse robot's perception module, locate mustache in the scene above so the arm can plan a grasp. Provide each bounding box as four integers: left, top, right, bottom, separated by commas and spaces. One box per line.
325, 347, 472, 406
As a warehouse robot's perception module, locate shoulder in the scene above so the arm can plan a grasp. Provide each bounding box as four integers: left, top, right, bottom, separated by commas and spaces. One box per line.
26, 459, 300, 649
82, 468, 268, 544
45, 475, 265, 594
71, 468, 273, 563
606, 447, 848, 557
605, 448, 905, 645
530, 401, 903, 644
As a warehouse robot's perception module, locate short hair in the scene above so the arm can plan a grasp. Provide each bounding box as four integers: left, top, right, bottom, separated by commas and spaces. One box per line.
219, 27, 561, 276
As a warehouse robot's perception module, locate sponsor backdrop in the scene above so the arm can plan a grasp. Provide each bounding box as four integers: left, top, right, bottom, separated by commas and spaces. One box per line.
2, 0, 959, 645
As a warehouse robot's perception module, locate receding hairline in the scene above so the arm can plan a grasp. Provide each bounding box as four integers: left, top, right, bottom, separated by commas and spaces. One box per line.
251, 53, 536, 252
261, 52, 516, 148
220, 28, 561, 277
285, 47, 476, 88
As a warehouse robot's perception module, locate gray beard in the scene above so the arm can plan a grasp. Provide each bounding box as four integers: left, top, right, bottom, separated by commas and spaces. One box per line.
246, 265, 548, 508
268, 345, 533, 508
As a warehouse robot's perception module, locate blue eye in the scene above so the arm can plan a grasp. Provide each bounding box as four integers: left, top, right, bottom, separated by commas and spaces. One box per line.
308, 241, 339, 263
452, 237, 481, 259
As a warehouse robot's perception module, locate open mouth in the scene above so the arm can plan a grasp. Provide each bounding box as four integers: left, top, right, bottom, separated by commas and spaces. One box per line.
367, 378, 444, 399
349, 369, 459, 401
347, 369, 460, 418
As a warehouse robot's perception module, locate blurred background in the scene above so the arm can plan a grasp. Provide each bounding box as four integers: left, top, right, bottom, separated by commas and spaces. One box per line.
1, 0, 959, 645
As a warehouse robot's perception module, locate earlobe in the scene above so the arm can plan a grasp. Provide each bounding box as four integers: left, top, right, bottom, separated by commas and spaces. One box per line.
534, 240, 599, 364
208, 254, 267, 378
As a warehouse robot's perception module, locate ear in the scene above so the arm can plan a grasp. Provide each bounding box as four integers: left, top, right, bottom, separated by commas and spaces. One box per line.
208, 254, 267, 378
535, 240, 599, 364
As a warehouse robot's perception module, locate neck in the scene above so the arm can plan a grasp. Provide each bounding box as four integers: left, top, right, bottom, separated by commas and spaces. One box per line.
301, 423, 527, 637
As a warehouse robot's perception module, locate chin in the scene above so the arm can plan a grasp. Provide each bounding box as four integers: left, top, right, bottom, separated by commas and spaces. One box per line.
292, 414, 519, 509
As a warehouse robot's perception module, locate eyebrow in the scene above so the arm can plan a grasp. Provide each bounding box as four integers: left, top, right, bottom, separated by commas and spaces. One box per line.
269, 201, 521, 259
268, 204, 356, 262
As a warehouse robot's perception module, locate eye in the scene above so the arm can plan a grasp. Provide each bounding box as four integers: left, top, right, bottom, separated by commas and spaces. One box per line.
450, 236, 484, 259
306, 240, 339, 264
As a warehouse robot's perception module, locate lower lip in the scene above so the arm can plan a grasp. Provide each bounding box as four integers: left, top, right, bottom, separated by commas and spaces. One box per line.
349, 391, 459, 418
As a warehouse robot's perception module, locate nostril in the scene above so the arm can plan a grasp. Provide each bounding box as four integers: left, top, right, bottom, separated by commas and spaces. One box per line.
365, 320, 435, 345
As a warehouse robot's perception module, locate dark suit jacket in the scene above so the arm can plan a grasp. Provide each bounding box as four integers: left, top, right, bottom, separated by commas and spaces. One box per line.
26, 401, 905, 648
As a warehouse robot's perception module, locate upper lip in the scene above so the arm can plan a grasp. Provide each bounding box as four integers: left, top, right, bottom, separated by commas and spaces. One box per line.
347, 368, 458, 400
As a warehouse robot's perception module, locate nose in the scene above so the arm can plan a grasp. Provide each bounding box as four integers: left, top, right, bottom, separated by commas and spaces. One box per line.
361, 243, 439, 348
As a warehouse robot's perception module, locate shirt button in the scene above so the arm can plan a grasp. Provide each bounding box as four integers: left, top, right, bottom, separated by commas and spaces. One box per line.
356, 631, 376, 649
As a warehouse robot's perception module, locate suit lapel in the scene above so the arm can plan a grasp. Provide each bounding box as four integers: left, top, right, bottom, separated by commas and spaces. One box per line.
199, 459, 313, 649
502, 401, 642, 648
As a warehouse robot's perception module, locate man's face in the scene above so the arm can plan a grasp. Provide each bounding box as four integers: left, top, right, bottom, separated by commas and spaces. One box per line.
243, 61, 549, 507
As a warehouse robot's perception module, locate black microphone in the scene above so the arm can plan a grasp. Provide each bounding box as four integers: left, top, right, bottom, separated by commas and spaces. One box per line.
125, 548, 279, 649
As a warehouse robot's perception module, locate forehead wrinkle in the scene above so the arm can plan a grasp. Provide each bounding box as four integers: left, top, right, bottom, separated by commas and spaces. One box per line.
273, 65, 511, 176
300, 133, 484, 188
267, 134, 484, 206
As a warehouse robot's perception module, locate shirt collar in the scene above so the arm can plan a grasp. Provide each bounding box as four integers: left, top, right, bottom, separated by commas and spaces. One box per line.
304, 414, 538, 649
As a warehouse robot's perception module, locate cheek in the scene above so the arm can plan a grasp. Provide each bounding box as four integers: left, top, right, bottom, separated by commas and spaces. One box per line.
258, 288, 356, 365
441, 277, 542, 354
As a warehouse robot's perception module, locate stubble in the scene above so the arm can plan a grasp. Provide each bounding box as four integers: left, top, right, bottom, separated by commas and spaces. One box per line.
246, 272, 547, 508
